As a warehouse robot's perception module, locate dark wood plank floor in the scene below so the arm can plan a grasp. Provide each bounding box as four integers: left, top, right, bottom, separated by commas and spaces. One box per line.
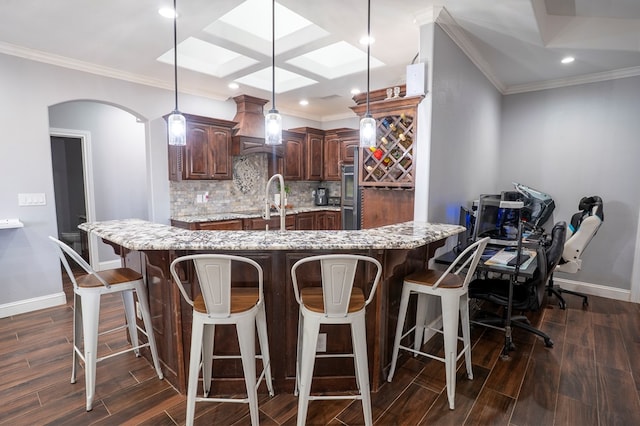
2, 276, 640, 425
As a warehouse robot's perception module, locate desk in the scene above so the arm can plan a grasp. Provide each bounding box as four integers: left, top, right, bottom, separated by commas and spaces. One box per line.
435, 244, 539, 357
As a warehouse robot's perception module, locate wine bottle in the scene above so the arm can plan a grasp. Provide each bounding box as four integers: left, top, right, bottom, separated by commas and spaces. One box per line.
400, 113, 413, 126
381, 116, 393, 129
369, 146, 384, 160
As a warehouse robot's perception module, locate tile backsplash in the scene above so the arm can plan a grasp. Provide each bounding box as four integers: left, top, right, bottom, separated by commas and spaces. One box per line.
170, 154, 341, 217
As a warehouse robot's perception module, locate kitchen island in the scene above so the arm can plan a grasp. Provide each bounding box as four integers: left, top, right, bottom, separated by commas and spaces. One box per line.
79, 219, 463, 394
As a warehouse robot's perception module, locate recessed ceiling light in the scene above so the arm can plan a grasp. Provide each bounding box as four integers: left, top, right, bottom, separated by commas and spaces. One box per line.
228, 82, 239, 89
350, 88, 361, 95
359, 35, 375, 45
561, 56, 575, 64
299, 100, 309, 106
158, 7, 176, 19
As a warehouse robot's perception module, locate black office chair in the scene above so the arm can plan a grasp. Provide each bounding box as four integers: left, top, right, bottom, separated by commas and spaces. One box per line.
548, 196, 603, 309
469, 221, 567, 349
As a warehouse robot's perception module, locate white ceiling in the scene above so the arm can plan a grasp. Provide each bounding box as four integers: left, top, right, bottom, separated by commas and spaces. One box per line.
1, 0, 639, 121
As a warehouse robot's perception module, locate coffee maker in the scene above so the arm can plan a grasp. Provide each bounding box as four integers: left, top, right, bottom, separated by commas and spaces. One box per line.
314, 187, 328, 205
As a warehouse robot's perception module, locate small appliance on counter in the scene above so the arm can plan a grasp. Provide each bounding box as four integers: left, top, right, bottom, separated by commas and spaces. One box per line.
314, 187, 328, 206
328, 196, 341, 206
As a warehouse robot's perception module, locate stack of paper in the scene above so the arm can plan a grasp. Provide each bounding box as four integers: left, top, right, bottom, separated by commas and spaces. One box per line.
484, 248, 536, 268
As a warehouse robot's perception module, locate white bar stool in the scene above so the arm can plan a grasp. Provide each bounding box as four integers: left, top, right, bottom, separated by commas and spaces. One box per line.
49, 236, 163, 411
387, 237, 489, 410
291, 254, 382, 426
170, 254, 274, 426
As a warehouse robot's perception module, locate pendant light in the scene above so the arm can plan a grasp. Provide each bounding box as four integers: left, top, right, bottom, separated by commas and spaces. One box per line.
167, 0, 186, 146
359, 0, 376, 148
265, 0, 282, 145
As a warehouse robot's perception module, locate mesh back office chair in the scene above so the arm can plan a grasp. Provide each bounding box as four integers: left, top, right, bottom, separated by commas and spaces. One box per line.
468, 222, 567, 349
49, 236, 163, 411
548, 196, 603, 308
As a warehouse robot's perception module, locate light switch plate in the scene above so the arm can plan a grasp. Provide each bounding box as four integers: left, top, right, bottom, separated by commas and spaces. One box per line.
18, 193, 46, 206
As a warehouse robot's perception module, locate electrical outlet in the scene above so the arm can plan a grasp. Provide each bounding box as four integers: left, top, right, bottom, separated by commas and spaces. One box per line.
135, 301, 142, 320
316, 333, 327, 352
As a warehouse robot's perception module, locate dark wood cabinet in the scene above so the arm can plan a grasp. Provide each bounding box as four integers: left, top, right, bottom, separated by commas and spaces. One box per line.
295, 212, 316, 230
337, 129, 360, 165
170, 219, 244, 230
304, 129, 324, 180
244, 215, 296, 231
315, 210, 341, 230
168, 114, 236, 181
286, 127, 325, 181
323, 131, 342, 181
269, 130, 305, 181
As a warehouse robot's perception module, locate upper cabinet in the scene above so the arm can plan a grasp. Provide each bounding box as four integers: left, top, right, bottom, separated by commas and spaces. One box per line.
350, 86, 424, 188
168, 114, 236, 181
289, 127, 324, 181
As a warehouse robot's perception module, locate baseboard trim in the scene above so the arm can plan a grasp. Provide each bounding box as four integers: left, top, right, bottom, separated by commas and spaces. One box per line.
552, 277, 632, 302
0, 292, 67, 318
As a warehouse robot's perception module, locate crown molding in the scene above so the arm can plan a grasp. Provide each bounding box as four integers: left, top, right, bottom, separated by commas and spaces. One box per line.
0, 41, 228, 102
434, 7, 507, 93
504, 66, 640, 95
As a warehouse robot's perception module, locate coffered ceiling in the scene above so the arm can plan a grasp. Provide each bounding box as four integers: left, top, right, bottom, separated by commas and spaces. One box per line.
1, 0, 639, 121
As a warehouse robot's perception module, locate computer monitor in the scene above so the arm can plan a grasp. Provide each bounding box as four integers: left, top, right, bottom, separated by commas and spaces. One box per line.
473, 194, 523, 246
456, 206, 474, 251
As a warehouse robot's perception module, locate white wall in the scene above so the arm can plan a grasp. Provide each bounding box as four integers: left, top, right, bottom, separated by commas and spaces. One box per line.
500, 78, 640, 290
427, 24, 502, 225
0, 52, 237, 314
49, 101, 147, 263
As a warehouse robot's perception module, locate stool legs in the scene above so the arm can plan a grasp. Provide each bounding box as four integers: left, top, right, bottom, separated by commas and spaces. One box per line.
388, 287, 473, 411
79, 292, 101, 411
440, 293, 462, 410
296, 317, 320, 426
186, 319, 204, 425
236, 316, 259, 426
202, 324, 215, 397
459, 292, 473, 380
256, 303, 275, 396
387, 286, 411, 382
121, 290, 140, 355
134, 283, 164, 380
351, 314, 373, 426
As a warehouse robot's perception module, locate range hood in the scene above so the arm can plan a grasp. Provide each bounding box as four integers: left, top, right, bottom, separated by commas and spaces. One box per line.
231, 95, 284, 156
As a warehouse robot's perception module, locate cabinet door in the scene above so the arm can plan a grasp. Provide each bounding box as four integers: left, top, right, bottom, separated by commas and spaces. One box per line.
210, 126, 232, 179
296, 212, 316, 230
305, 133, 324, 180
324, 132, 341, 181
282, 132, 304, 181
185, 122, 212, 179
341, 136, 360, 164
325, 211, 341, 230
198, 219, 243, 230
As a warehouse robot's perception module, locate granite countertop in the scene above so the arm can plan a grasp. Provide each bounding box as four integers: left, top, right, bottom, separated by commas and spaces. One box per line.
79, 219, 464, 251
171, 206, 341, 223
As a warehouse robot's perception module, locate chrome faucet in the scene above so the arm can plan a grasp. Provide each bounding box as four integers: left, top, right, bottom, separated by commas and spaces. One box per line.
264, 173, 286, 231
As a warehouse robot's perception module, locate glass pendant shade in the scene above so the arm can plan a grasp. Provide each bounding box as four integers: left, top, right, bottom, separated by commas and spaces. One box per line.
359, 115, 376, 148
265, 109, 282, 145
168, 111, 186, 146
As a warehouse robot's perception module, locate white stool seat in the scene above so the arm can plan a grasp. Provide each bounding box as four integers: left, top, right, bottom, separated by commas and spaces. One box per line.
291, 254, 382, 426
49, 236, 163, 412
387, 237, 489, 410
170, 254, 274, 426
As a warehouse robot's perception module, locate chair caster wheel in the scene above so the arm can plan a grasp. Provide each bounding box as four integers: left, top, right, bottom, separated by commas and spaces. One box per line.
544, 338, 554, 348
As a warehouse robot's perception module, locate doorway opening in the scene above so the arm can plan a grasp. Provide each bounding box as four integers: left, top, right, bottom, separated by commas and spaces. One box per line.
50, 129, 98, 267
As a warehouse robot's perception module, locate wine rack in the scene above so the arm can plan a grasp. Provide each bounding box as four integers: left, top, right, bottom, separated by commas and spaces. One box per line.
350, 86, 424, 188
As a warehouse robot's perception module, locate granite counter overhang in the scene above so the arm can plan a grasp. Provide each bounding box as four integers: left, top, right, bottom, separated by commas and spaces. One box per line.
78, 219, 464, 251
171, 205, 340, 224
